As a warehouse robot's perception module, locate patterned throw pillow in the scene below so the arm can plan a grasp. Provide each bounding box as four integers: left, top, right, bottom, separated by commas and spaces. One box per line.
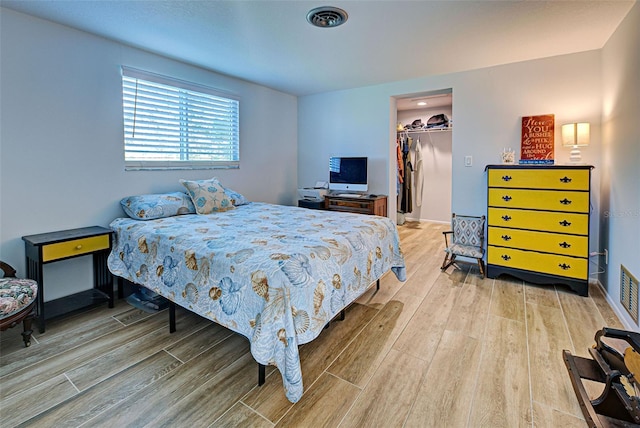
223, 187, 249, 206
121, 192, 196, 220
180, 177, 235, 214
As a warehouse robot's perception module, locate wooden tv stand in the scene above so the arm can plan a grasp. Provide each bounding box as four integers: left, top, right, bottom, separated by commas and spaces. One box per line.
324, 194, 387, 216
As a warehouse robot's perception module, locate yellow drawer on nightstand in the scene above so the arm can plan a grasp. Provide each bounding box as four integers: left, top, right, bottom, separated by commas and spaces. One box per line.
488, 246, 588, 280
488, 208, 589, 235
488, 188, 589, 213
488, 226, 588, 257
42, 234, 110, 262
488, 168, 590, 190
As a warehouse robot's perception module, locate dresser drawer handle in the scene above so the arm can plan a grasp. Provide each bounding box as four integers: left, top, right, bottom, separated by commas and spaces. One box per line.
558, 263, 571, 270
501, 175, 512, 182
501, 235, 512, 241
559, 241, 571, 248
560, 176, 573, 183
501, 255, 511, 261
502, 215, 512, 221
559, 220, 572, 227
75, 245, 83, 250
559, 198, 572, 205
502, 195, 512, 202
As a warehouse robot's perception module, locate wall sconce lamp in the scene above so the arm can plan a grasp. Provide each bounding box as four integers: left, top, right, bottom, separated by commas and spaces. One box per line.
562, 122, 590, 164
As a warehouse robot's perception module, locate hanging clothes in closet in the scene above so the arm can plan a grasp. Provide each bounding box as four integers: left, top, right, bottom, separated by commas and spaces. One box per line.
396, 137, 404, 195
414, 137, 424, 207
400, 135, 413, 213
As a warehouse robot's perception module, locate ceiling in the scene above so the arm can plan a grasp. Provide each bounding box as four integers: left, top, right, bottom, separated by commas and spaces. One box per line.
396, 91, 452, 111
1, 1, 635, 97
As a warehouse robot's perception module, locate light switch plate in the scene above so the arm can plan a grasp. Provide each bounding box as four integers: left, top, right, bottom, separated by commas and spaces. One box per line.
464, 156, 472, 167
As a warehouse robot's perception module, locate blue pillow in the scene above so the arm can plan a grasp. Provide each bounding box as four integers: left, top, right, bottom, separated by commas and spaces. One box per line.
223, 187, 249, 206
121, 192, 196, 220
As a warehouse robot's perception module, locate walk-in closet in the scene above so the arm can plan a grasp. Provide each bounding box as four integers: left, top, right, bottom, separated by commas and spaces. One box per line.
395, 90, 452, 224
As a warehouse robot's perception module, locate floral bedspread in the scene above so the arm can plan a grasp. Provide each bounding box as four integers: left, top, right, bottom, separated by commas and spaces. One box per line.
107, 202, 405, 402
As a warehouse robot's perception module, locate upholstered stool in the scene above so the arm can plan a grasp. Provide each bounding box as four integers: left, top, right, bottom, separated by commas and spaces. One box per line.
0, 261, 38, 347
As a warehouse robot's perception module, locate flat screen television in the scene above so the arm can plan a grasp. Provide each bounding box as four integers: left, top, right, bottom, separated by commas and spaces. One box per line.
329, 156, 368, 192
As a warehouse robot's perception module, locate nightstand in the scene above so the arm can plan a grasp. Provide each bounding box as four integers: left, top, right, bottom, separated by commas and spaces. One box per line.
298, 199, 325, 210
22, 226, 114, 333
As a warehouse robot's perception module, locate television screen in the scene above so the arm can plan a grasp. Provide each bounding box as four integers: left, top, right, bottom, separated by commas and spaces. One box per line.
329, 156, 368, 192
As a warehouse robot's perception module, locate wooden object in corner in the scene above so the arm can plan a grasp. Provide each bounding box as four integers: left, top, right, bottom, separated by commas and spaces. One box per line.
324, 194, 387, 216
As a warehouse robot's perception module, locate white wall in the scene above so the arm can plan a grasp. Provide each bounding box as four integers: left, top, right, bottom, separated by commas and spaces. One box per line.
397, 107, 452, 223
298, 50, 604, 276
0, 9, 298, 299
297, 88, 391, 193
601, 2, 640, 329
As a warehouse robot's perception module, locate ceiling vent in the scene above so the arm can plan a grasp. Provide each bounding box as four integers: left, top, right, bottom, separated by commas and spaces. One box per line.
306, 6, 348, 28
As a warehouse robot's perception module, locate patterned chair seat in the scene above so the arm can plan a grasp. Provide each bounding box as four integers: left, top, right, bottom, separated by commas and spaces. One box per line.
0, 262, 38, 347
441, 214, 486, 278
445, 243, 484, 259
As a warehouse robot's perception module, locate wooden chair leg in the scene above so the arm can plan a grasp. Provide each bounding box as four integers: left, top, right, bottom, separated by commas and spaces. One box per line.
441, 253, 449, 270
441, 253, 455, 271
21, 314, 34, 347
477, 259, 486, 278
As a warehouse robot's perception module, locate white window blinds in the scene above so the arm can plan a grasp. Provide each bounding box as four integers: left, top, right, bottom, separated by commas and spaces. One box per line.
121, 67, 240, 170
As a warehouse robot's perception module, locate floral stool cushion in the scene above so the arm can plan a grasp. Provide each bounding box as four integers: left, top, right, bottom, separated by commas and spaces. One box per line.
0, 278, 38, 319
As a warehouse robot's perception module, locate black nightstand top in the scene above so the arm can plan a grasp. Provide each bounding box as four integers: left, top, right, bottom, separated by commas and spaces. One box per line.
22, 226, 113, 246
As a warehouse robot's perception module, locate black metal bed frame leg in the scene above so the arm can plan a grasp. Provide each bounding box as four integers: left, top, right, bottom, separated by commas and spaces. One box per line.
117, 277, 124, 299
169, 301, 176, 333
258, 364, 265, 386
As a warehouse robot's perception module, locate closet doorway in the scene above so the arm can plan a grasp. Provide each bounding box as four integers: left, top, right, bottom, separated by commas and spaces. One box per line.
394, 89, 452, 223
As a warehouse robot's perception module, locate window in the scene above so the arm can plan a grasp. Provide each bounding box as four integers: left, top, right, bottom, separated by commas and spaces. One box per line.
121, 66, 239, 170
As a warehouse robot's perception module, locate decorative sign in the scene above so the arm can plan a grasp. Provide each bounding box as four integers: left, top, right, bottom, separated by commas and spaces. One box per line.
520, 114, 555, 164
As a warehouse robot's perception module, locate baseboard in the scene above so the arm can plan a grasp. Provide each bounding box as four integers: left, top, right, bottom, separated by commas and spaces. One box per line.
403, 216, 449, 225
591, 278, 637, 331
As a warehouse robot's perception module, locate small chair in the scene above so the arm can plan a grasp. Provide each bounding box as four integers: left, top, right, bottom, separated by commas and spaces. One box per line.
0, 261, 38, 347
441, 213, 486, 278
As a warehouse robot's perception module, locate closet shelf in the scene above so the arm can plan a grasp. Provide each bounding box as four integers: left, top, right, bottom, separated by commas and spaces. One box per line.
398, 127, 452, 134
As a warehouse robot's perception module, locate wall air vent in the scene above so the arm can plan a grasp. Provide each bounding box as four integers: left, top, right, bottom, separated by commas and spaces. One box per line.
306, 6, 348, 28
620, 264, 639, 324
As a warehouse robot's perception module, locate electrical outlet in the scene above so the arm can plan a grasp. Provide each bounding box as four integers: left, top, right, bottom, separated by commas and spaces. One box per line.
464, 156, 472, 167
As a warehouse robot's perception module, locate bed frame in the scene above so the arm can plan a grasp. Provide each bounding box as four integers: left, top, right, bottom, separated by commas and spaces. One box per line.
163, 278, 380, 387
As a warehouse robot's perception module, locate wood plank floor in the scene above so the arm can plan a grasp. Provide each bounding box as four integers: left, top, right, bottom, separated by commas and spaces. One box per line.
0, 221, 624, 427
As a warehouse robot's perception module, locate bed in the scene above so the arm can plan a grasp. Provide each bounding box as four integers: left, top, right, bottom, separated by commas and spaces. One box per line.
107, 197, 405, 403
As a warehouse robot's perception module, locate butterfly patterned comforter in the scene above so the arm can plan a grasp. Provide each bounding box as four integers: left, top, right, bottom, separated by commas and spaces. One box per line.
107, 202, 406, 403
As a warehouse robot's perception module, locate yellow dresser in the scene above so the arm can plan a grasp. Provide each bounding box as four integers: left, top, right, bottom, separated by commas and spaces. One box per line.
486, 165, 593, 296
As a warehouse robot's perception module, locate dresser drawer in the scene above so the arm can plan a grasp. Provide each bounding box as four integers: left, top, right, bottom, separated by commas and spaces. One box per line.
488, 188, 589, 213
42, 234, 111, 262
324, 195, 387, 216
488, 226, 588, 257
488, 168, 590, 191
326, 199, 373, 213
488, 246, 588, 280
488, 208, 589, 235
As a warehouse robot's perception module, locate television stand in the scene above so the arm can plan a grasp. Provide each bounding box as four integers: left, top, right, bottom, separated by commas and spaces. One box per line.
324, 194, 387, 216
